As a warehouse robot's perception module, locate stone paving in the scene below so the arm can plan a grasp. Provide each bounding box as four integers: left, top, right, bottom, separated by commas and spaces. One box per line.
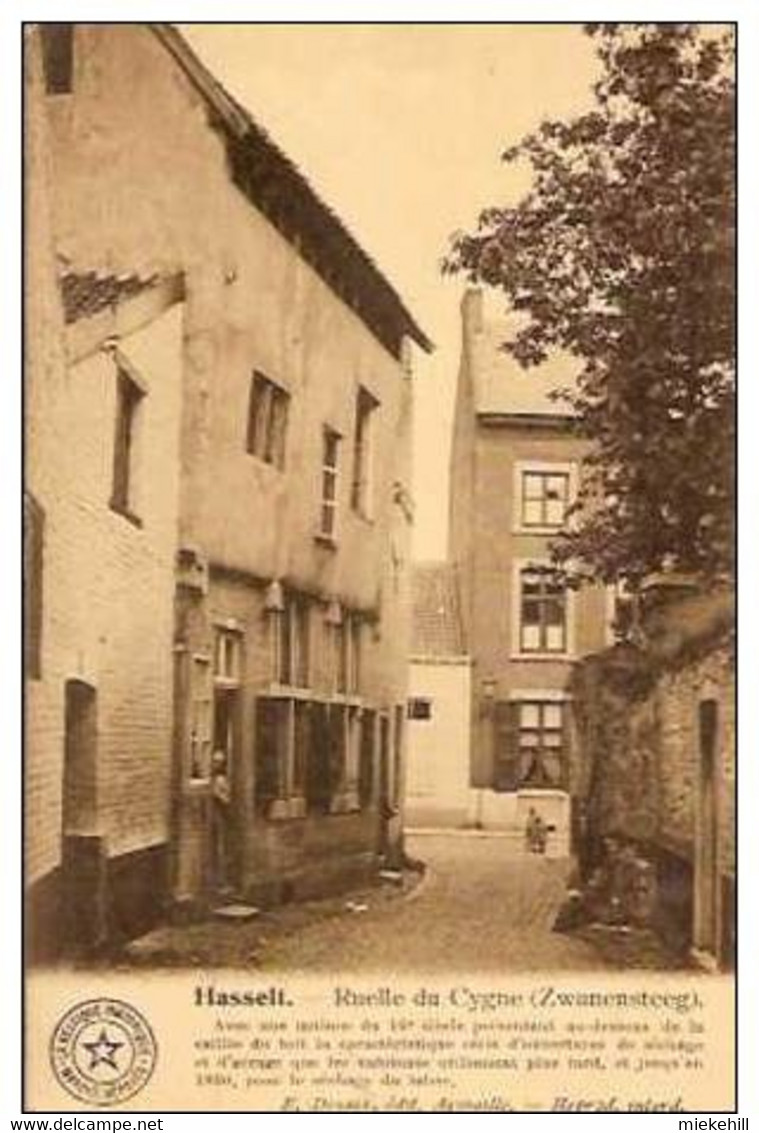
115, 831, 687, 973
259, 832, 608, 973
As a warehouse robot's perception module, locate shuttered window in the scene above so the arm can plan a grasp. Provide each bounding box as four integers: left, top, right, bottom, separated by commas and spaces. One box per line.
493, 700, 568, 791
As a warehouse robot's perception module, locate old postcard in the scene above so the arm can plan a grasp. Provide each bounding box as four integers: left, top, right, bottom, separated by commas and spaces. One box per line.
23, 21, 736, 1113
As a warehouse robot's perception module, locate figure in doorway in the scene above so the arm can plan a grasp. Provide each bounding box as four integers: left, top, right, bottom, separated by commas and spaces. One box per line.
211, 749, 232, 893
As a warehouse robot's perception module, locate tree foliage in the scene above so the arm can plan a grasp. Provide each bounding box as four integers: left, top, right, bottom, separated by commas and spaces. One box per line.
446, 24, 735, 586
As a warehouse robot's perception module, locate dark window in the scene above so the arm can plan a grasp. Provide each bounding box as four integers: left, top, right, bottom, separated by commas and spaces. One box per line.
319, 427, 340, 539
110, 368, 144, 521
521, 470, 569, 528
255, 698, 287, 813
40, 24, 74, 95
335, 611, 362, 694
351, 386, 378, 516
520, 567, 567, 653
306, 703, 335, 814
247, 371, 289, 469
359, 709, 376, 808
407, 698, 432, 721
24, 494, 45, 679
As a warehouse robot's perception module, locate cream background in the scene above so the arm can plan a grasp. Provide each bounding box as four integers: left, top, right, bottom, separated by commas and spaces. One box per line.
2, 6, 753, 1124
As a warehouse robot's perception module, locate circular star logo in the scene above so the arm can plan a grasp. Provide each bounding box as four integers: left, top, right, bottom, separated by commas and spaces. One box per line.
50, 999, 157, 1107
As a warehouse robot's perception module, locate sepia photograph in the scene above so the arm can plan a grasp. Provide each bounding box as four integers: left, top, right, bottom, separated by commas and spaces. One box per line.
22, 19, 736, 1112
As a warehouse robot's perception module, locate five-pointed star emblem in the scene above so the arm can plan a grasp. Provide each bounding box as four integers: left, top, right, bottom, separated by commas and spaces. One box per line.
82, 1028, 124, 1072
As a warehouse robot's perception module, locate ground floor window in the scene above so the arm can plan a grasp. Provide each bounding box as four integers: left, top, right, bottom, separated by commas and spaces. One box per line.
359, 709, 376, 808
255, 697, 367, 817
493, 699, 567, 791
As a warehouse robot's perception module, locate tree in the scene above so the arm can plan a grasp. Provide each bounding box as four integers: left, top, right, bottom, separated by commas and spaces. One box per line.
445, 24, 735, 587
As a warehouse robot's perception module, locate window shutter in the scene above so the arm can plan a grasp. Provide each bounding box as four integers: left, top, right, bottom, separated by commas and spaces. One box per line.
561, 702, 572, 790
493, 700, 520, 791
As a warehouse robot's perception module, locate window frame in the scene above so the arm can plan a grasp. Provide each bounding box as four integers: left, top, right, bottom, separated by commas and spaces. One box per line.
273, 591, 312, 689
350, 385, 379, 519
511, 559, 575, 659
516, 699, 566, 789
512, 460, 577, 535
214, 626, 243, 686
110, 364, 145, 525
493, 691, 570, 793
246, 371, 290, 470
407, 697, 433, 721
318, 425, 341, 542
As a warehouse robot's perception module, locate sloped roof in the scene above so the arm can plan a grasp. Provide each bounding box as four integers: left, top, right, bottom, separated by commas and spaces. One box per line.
60, 270, 160, 324
151, 25, 432, 360
412, 563, 466, 657
469, 304, 579, 418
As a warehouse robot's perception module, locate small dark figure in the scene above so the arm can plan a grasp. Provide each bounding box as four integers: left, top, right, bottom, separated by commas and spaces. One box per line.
211, 749, 232, 893
525, 806, 548, 854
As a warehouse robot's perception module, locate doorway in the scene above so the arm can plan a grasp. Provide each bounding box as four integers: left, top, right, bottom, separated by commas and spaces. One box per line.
211, 685, 240, 893
62, 679, 106, 948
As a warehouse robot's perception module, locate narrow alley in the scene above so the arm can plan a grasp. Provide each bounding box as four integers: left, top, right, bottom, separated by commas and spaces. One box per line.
260, 833, 603, 973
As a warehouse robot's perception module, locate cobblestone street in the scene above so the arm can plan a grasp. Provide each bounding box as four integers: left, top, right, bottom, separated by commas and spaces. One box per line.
119, 830, 685, 972
259, 832, 608, 973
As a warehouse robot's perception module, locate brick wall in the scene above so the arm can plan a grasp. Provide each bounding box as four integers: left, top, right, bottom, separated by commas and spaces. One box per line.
571, 590, 734, 962
26, 302, 184, 886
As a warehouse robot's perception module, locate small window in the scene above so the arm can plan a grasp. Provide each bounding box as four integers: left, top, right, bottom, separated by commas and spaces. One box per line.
408, 698, 432, 721
276, 592, 311, 687
214, 628, 242, 684
246, 371, 289, 469
319, 427, 341, 540
522, 470, 570, 528
40, 24, 74, 95
351, 386, 378, 517
110, 368, 144, 522
189, 657, 212, 781
24, 493, 45, 679
519, 567, 567, 654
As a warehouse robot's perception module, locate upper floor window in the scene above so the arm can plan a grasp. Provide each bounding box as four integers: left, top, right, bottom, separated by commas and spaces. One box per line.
518, 566, 567, 655
247, 371, 289, 469
351, 386, 378, 518
40, 24, 74, 95
318, 427, 341, 541
110, 367, 144, 523
514, 461, 576, 533
214, 627, 242, 684
522, 471, 569, 528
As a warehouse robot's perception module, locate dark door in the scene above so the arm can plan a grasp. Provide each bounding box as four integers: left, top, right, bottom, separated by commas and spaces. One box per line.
62, 680, 107, 949
211, 686, 241, 892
